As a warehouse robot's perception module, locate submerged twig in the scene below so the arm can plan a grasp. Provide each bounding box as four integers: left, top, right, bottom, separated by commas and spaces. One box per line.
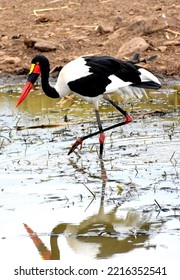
82, 183, 96, 198
134, 165, 138, 177
163, 123, 175, 140
84, 197, 96, 212
140, 110, 167, 119
154, 199, 162, 211
170, 151, 175, 162
0, 135, 11, 143
170, 151, 177, 167
15, 123, 68, 131
154, 199, 169, 212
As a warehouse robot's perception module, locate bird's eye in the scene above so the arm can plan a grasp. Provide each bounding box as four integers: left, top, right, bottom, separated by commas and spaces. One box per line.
29, 63, 41, 74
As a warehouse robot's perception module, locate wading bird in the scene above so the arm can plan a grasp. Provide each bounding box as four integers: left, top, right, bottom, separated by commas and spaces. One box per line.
16, 54, 161, 156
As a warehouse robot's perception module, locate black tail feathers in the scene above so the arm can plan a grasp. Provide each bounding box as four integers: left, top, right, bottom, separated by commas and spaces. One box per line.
132, 81, 161, 89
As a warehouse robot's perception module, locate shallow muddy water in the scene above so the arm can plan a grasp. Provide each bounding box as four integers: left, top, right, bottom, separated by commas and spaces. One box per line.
0, 79, 180, 263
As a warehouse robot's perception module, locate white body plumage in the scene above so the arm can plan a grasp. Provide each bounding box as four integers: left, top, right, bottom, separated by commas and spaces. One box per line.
54, 56, 161, 109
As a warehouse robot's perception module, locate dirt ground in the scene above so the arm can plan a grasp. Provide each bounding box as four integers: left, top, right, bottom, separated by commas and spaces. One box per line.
0, 0, 180, 77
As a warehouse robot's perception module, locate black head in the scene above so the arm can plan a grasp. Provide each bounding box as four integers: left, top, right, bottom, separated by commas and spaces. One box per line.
16, 55, 50, 106
31, 55, 50, 73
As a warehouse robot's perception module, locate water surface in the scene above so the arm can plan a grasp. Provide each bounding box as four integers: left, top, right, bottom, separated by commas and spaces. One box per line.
0, 80, 180, 262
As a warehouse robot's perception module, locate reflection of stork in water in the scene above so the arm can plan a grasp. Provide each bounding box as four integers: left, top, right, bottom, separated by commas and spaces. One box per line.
50, 160, 152, 260
24, 160, 158, 260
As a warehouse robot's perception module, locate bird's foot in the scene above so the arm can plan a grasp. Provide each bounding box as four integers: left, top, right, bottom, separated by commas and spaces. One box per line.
68, 138, 83, 155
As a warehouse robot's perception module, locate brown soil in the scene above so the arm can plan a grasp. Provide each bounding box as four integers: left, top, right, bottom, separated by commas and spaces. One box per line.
0, 0, 180, 77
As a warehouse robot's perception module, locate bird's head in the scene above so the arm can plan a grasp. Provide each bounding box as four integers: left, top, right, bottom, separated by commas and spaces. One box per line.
16, 55, 49, 107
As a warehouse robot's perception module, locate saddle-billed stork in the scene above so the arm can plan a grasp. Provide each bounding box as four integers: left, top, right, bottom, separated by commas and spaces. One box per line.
16, 54, 161, 156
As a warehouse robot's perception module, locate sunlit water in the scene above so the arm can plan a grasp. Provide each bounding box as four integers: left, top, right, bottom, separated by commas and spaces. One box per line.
0, 79, 180, 263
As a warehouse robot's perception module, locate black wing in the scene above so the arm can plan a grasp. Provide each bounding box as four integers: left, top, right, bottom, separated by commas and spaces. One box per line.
68, 56, 141, 97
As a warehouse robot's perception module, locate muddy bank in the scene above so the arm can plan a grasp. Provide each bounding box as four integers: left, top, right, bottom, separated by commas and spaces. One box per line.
0, 0, 180, 77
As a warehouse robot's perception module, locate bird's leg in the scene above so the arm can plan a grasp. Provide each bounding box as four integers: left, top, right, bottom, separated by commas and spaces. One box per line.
68, 97, 132, 155
95, 109, 105, 157
104, 96, 132, 124
68, 109, 105, 156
